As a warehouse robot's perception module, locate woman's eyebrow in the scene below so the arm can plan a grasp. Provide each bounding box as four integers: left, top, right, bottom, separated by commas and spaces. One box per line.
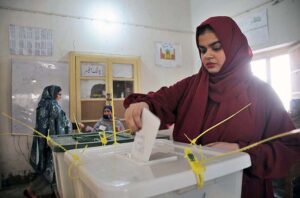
198, 40, 221, 48
209, 41, 221, 47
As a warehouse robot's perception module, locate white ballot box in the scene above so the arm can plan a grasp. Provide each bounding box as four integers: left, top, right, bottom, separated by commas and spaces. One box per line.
64, 139, 251, 198
50, 132, 135, 198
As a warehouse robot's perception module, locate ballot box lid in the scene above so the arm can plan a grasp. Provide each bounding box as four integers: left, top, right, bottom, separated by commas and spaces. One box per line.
64, 139, 251, 198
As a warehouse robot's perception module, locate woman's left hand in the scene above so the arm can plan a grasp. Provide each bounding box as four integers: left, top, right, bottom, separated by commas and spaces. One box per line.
205, 142, 239, 151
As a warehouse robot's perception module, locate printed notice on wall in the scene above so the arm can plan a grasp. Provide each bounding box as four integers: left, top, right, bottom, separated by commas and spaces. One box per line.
155, 42, 182, 67
235, 9, 269, 46
9, 24, 53, 56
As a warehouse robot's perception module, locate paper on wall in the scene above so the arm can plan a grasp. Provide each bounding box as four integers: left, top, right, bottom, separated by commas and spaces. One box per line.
131, 108, 160, 163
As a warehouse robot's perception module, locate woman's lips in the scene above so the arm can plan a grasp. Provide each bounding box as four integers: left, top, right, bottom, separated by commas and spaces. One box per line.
206, 63, 216, 68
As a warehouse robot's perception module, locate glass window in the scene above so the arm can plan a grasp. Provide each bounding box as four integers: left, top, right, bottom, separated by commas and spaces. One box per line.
251, 54, 291, 111
251, 59, 267, 82
270, 54, 291, 111
112, 63, 133, 78
80, 80, 106, 99
113, 80, 133, 98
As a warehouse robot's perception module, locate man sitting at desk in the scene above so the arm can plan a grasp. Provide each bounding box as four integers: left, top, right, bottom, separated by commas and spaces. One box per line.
86, 105, 125, 132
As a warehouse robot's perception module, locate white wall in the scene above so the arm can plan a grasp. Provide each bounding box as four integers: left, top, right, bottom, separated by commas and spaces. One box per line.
0, 0, 195, 179
190, 0, 300, 71
191, 0, 300, 49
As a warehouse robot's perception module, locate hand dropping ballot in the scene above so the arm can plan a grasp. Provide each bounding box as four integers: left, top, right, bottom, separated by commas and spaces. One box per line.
131, 108, 160, 162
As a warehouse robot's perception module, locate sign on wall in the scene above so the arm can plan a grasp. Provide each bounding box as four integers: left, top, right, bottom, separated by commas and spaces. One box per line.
155, 42, 182, 67
81, 62, 105, 77
9, 24, 53, 56
236, 9, 269, 46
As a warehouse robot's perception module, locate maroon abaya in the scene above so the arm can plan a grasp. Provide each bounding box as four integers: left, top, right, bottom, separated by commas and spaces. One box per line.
124, 16, 300, 198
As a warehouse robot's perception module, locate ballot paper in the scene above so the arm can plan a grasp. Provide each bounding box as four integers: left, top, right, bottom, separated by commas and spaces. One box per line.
131, 108, 161, 162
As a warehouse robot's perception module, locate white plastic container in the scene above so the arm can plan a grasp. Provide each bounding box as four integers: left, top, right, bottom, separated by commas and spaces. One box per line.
52, 150, 75, 198
64, 139, 251, 198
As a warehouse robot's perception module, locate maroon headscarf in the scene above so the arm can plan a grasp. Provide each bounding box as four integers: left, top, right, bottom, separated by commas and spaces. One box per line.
171, 16, 255, 142
197, 16, 253, 101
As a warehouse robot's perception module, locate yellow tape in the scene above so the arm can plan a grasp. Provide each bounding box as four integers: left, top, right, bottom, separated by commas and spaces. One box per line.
184, 103, 251, 145
2, 112, 48, 139
73, 115, 81, 134
2, 112, 72, 169
82, 144, 88, 152
184, 147, 206, 188
182, 129, 300, 188
75, 141, 78, 149
67, 145, 90, 179
110, 94, 118, 144
203, 128, 300, 163
105, 129, 131, 139
67, 153, 81, 179
99, 131, 108, 145
4, 110, 299, 189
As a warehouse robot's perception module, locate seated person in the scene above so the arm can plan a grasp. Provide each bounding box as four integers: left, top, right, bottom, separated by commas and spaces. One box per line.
86, 105, 125, 132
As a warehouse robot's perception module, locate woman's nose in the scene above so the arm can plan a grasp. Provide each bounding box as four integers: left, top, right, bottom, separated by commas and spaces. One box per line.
203, 52, 213, 60
203, 49, 213, 59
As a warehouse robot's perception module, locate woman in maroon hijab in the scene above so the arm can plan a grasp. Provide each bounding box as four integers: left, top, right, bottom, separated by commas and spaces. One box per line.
124, 16, 300, 198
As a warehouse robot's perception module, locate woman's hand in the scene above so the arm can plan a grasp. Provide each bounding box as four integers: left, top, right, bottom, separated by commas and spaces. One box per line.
124, 102, 149, 133
78, 123, 85, 129
205, 142, 239, 151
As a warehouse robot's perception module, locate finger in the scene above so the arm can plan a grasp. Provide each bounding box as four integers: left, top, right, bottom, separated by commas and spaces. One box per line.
132, 107, 143, 129
125, 107, 139, 132
125, 109, 134, 131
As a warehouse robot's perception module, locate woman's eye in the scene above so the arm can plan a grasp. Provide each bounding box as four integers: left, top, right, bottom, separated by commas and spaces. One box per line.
212, 43, 222, 51
212, 47, 222, 51
199, 48, 207, 54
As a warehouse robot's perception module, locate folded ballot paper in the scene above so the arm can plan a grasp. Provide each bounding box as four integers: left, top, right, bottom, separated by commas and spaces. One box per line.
131, 108, 161, 163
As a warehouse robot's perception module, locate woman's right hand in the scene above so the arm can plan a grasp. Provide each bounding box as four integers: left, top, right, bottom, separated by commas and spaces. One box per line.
78, 123, 85, 129
124, 102, 149, 133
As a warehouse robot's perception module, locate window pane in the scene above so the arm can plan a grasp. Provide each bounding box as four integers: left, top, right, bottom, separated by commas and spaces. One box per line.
113, 80, 133, 98
270, 54, 291, 111
112, 63, 133, 78
251, 59, 267, 82
80, 80, 106, 99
